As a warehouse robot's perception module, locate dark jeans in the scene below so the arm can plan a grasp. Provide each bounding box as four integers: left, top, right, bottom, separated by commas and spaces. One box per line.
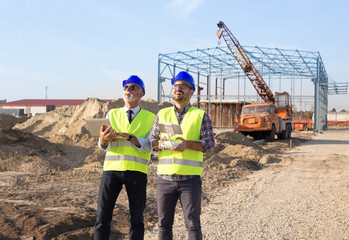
157, 176, 202, 240
94, 170, 147, 240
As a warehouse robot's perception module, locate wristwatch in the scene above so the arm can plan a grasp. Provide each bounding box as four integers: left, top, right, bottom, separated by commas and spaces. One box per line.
127, 134, 133, 141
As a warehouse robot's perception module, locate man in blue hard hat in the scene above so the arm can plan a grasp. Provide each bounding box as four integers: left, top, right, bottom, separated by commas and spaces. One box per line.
94, 75, 155, 240
149, 71, 215, 240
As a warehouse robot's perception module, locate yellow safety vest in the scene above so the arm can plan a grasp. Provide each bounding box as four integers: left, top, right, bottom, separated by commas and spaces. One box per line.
104, 108, 155, 174
157, 106, 204, 175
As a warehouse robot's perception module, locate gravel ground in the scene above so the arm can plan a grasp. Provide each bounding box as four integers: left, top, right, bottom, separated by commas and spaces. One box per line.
145, 129, 349, 240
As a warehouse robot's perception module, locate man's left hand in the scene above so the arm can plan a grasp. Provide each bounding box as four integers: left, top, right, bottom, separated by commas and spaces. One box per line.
174, 137, 187, 152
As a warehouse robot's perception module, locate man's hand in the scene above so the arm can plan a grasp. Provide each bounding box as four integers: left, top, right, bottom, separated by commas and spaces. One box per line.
99, 124, 117, 148
174, 137, 204, 152
173, 137, 187, 152
157, 136, 185, 151
115, 132, 131, 139
158, 136, 171, 150
153, 136, 169, 151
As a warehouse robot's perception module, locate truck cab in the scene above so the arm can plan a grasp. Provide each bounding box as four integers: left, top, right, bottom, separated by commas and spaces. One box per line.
235, 103, 279, 141
235, 92, 293, 141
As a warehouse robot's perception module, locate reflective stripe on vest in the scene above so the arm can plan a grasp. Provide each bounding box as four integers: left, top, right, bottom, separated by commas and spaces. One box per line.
105, 154, 149, 165
103, 108, 155, 173
157, 106, 205, 175
110, 141, 133, 148
159, 158, 203, 167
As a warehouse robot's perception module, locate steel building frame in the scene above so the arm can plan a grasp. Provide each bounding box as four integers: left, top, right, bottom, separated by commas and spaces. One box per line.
158, 46, 347, 132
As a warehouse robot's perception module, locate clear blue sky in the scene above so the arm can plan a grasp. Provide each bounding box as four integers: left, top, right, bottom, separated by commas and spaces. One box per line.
0, 0, 348, 110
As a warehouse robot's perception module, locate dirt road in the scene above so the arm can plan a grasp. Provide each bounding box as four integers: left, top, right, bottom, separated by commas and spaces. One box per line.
145, 129, 349, 239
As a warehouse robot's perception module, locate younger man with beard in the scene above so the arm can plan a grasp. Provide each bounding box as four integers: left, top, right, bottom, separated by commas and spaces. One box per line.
149, 71, 215, 240
94, 75, 155, 240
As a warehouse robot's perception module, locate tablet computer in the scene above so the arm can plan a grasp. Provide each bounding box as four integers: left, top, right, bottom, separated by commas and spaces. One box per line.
158, 123, 182, 135
85, 118, 111, 137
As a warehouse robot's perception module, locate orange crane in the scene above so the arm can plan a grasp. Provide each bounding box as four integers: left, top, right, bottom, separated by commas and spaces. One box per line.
216, 21, 275, 104
216, 21, 293, 141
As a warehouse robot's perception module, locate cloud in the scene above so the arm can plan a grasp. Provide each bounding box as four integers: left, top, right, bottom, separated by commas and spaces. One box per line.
164, 0, 204, 20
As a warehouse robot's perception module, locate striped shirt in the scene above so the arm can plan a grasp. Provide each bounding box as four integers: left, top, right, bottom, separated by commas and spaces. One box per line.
149, 104, 215, 181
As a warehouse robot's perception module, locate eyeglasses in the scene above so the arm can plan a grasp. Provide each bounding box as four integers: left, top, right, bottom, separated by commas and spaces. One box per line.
173, 83, 192, 90
123, 85, 136, 91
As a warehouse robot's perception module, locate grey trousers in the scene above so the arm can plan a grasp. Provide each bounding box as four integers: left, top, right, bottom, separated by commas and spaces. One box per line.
156, 176, 202, 240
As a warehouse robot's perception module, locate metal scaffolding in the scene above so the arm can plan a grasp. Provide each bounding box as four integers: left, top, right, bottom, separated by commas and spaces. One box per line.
158, 46, 347, 132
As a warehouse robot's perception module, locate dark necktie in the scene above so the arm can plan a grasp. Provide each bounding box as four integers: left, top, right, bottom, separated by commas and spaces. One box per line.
127, 110, 133, 123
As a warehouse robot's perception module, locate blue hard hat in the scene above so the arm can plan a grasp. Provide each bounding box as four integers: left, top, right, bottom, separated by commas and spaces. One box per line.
171, 71, 195, 92
122, 75, 145, 94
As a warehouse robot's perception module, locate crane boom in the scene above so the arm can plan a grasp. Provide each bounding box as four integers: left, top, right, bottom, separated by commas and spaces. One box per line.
216, 21, 275, 104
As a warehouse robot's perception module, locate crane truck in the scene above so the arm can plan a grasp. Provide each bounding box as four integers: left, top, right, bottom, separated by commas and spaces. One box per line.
216, 21, 293, 141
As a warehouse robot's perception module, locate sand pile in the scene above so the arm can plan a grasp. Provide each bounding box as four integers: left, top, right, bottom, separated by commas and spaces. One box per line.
0, 113, 28, 129
14, 98, 112, 139
205, 131, 281, 171
0, 114, 71, 173
0, 128, 70, 173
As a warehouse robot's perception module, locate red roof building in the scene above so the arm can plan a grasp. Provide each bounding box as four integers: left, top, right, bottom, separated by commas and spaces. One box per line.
0, 99, 113, 116
0, 99, 87, 107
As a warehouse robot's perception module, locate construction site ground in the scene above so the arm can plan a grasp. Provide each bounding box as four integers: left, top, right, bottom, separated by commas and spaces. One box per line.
0, 99, 348, 240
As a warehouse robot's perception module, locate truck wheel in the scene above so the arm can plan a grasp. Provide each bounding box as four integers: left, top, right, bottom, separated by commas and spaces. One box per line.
266, 125, 275, 142
281, 129, 287, 139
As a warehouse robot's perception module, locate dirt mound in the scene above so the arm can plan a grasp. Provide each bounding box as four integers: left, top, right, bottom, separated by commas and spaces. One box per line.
205, 131, 271, 170
0, 129, 70, 173
0, 125, 105, 174
201, 130, 284, 193
14, 98, 111, 139
0, 113, 29, 129
214, 131, 264, 150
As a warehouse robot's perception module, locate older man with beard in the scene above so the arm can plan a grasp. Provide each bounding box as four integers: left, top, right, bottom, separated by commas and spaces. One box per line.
94, 75, 155, 240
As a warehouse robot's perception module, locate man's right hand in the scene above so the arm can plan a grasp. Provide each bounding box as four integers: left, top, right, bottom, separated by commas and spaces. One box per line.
100, 124, 117, 148
158, 136, 175, 151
